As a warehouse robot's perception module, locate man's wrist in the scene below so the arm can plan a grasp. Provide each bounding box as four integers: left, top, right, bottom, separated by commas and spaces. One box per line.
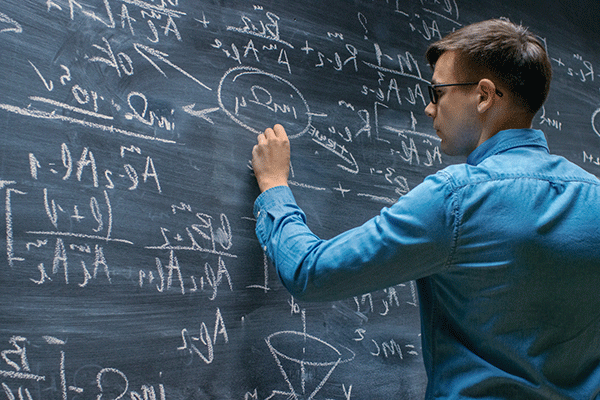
259, 180, 288, 193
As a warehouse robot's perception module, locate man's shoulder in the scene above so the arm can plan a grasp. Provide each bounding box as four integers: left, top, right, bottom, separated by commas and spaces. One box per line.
433, 151, 600, 191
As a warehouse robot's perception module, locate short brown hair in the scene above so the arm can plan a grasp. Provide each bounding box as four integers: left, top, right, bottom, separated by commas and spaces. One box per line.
425, 19, 552, 114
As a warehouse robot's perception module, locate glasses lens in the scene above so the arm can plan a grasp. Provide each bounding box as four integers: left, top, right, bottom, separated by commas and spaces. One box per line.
427, 85, 437, 104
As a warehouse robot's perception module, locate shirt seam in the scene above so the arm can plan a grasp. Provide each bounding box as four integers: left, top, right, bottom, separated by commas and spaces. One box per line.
437, 170, 462, 272
435, 172, 600, 272
428, 174, 462, 398
446, 189, 462, 271
450, 174, 600, 189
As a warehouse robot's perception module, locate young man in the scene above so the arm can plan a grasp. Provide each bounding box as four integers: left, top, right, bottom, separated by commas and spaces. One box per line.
251, 19, 600, 399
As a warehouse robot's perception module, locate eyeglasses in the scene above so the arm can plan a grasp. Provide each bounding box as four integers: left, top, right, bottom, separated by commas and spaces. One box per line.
427, 82, 503, 104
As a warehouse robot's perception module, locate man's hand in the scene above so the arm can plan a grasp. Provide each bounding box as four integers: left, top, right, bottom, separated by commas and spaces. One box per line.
252, 124, 290, 193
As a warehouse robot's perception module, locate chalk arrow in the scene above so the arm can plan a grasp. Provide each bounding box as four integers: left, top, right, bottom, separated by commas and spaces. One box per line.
133, 43, 212, 91
182, 104, 220, 124
0, 12, 22, 34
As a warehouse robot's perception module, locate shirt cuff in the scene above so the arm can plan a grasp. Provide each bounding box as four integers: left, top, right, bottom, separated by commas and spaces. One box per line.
253, 185, 296, 218
253, 185, 298, 250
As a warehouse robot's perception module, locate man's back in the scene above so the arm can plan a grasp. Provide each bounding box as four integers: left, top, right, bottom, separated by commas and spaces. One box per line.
251, 19, 591, 400
420, 129, 600, 399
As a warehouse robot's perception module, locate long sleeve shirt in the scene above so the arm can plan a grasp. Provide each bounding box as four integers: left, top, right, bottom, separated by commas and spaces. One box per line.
253, 128, 600, 399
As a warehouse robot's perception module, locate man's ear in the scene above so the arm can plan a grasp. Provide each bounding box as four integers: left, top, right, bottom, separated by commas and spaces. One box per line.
476, 79, 498, 113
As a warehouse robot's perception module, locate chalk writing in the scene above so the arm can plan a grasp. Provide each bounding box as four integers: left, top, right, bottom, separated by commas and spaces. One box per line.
28, 143, 162, 192
226, 10, 292, 49
551, 53, 595, 82
218, 66, 311, 138
307, 124, 359, 174
265, 329, 355, 399
593, 107, 600, 138
364, 45, 429, 84
353, 329, 420, 360
539, 106, 562, 131
0, 334, 167, 400
583, 151, 600, 167
0, 11, 22, 34
178, 308, 229, 364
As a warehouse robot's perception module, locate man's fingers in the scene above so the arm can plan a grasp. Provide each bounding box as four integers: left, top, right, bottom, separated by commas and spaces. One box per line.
273, 124, 287, 139
256, 132, 266, 145
258, 125, 289, 148
262, 125, 288, 141
263, 127, 275, 139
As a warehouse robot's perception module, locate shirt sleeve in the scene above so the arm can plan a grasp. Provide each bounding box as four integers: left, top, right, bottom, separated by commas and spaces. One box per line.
253, 172, 458, 302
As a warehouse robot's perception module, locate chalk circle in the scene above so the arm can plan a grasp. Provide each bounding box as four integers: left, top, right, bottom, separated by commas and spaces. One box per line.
593, 107, 600, 138
217, 66, 312, 139
266, 330, 355, 367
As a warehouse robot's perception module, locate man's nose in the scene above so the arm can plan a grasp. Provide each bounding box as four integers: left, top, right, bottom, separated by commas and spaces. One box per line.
424, 102, 435, 119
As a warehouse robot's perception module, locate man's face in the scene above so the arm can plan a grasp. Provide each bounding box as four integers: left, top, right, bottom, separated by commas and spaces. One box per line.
424, 51, 482, 157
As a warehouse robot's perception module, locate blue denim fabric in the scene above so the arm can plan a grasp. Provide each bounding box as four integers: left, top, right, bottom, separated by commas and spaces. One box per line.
254, 129, 600, 399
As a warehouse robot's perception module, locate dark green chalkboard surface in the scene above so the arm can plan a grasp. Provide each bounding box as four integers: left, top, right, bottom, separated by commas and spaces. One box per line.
0, 0, 599, 398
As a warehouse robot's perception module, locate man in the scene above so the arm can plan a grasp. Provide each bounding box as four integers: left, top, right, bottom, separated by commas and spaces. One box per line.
251, 19, 600, 399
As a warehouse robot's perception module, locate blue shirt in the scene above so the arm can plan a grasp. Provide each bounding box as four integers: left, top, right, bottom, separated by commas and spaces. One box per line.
253, 129, 600, 399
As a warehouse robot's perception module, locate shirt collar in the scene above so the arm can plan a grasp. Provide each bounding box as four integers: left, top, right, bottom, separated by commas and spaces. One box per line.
466, 129, 549, 166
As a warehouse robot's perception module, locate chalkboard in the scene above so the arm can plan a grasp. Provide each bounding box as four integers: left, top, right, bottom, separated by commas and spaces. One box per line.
1, 0, 599, 399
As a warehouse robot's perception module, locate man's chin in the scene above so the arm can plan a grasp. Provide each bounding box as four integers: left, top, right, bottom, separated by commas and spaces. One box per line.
438, 142, 462, 158
438, 139, 451, 156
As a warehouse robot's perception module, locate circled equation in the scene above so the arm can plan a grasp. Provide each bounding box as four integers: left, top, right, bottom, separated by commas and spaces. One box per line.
593, 107, 600, 139
218, 66, 313, 139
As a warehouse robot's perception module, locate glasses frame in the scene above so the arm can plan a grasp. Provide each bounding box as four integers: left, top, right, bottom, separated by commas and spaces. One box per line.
427, 82, 503, 104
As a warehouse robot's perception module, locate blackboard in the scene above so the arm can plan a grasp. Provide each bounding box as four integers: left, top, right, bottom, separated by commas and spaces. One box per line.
1, 0, 599, 399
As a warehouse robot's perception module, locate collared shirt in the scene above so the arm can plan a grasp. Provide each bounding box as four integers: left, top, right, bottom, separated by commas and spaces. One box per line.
253, 129, 600, 399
